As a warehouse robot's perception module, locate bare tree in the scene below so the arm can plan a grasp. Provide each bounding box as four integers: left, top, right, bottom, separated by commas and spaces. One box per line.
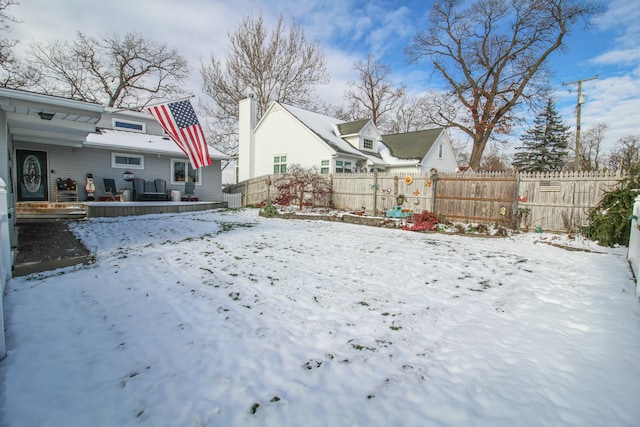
27, 32, 189, 108
0, 0, 17, 68
385, 94, 434, 134
604, 135, 640, 172
0, 0, 39, 88
405, 0, 602, 171
573, 123, 607, 171
344, 55, 405, 128
200, 11, 329, 157
450, 137, 471, 167
479, 143, 512, 171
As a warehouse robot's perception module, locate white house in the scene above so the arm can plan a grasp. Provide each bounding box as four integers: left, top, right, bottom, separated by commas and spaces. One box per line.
237, 96, 459, 182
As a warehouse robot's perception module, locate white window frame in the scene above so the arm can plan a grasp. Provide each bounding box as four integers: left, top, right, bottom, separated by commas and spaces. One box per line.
112, 118, 146, 133
363, 138, 373, 150
171, 158, 202, 185
335, 160, 352, 173
274, 155, 287, 174
320, 159, 330, 174
438, 144, 444, 159
111, 152, 144, 169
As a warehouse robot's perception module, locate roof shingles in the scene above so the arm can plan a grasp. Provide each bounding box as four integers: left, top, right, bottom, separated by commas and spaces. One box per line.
382, 128, 443, 160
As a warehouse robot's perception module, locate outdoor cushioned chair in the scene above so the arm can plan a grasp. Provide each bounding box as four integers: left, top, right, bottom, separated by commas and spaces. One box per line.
103, 178, 122, 201
154, 179, 167, 194
183, 181, 196, 201
133, 178, 169, 201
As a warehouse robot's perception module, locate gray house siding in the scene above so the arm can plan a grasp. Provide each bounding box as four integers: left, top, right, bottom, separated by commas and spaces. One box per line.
96, 114, 166, 136
15, 141, 223, 202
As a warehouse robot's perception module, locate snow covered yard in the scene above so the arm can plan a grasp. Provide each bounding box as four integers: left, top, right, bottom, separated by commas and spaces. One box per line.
2, 208, 639, 427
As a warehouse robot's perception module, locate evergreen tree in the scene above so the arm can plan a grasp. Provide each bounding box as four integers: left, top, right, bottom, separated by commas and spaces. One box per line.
513, 99, 570, 172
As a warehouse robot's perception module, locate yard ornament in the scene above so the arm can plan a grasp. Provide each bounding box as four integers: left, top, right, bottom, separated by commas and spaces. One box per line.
85, 173, 95, 201
404, 175, 413, 185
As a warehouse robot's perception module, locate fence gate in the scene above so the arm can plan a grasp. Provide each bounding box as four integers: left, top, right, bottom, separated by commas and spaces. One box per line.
435, 173, 517, 225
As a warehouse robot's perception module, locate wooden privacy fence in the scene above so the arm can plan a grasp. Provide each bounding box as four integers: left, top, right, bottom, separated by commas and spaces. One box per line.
435, 172, 517, 226
516, 171, 623, 232
225, 170, 627, 232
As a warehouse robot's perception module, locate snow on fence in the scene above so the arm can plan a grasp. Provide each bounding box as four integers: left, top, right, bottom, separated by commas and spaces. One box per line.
229, 170, 627, 233
627, 195, 640, 298
0, 178, 11, 359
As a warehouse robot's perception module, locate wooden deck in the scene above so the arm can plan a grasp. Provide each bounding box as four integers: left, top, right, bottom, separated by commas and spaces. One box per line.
16, 201, 228, 220
85, 201, 227, 218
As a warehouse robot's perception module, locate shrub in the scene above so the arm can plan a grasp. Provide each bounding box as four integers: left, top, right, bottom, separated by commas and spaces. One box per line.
588, 168, 640, 247
403, 210, 439, 232
272, 164, 332, 209
262, 203, 278, 217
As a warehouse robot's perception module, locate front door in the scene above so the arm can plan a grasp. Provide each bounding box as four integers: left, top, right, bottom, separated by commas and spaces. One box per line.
16, 149, 48, 201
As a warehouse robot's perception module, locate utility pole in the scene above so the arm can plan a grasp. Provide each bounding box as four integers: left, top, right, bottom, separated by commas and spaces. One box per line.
562, 75, 598, 171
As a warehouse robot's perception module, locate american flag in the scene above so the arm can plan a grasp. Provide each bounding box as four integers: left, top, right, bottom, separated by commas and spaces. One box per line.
147, 99, 212, 169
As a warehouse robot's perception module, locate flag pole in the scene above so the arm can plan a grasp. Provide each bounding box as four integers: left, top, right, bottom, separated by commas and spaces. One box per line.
145, 94, 196, 109
104, 95, 197, 114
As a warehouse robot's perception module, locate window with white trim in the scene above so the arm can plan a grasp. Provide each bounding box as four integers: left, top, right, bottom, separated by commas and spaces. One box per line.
112, 119, 146, 133
112, 152, 144, 169
320, 160, 330, 174
363, 138, 373, 150
274, 155, 287, 174
171, 159, 201, 185
335, 160, 352, 173
438, 144, 444, 159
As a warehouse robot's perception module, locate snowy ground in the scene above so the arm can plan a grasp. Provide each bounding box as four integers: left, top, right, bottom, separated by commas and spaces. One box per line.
2, 208, 639, 427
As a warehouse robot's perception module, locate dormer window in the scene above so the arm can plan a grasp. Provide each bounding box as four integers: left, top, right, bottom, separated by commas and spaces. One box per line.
363, 138, 373, 150
113, 119, 145, 133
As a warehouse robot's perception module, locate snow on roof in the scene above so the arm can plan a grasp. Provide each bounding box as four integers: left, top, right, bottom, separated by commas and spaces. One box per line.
378, 141, 420, 166
278, 103, 367, 158
276, 102, 439, 168
84, 129, 228, 159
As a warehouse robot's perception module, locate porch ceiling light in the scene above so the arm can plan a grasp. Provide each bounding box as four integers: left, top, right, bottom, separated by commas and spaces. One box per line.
38, 111, 55, 120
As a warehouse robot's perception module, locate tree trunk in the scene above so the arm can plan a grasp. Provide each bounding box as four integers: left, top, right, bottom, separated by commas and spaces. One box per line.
468, 133, 490, 171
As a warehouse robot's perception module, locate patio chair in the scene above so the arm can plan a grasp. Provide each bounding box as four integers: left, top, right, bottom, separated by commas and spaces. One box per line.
103, 178, 121, 201
154, 179, 168, 195
184, 181, 196, 201
133, 177, 170, 201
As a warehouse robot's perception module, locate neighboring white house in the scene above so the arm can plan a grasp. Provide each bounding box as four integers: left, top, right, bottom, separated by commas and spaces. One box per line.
237, 96, 459, 182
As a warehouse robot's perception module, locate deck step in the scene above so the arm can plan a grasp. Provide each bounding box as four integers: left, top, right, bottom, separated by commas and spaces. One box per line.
16, 202, 87, 221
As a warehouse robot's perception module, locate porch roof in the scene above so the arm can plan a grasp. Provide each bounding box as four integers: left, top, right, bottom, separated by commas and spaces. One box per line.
84, 129, 228, 160
0, 87, 104, 147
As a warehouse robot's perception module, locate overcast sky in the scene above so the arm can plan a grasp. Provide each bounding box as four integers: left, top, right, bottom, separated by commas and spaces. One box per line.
8, 0, 640, 153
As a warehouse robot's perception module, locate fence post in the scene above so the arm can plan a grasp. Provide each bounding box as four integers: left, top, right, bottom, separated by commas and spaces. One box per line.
372, 172, 378, 215
0, 178, 10, 360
